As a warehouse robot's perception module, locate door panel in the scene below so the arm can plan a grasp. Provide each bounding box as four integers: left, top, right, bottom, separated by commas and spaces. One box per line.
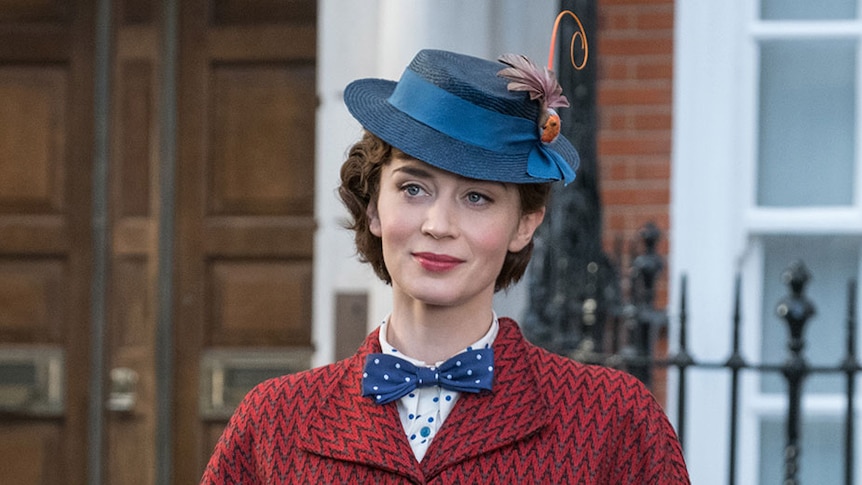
174, 1, 317, 482
0, 261, 64, 342
0, 1, 95, 484
208, 261, 312, 346
209, 66, 315, 216
0, 67, 67, 214
103, 1, 161, 483
0, 424, 62, 484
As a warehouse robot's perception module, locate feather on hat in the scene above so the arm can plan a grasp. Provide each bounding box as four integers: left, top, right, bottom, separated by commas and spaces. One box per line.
497, 54, 569, 144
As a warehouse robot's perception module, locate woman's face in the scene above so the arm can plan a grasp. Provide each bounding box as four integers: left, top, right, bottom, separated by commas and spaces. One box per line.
367, 155, 544, 309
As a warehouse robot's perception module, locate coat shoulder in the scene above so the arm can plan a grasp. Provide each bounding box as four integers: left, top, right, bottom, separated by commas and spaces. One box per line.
243, 357, 354, 412
517, 338, 690, 484
531, 345, 650, 397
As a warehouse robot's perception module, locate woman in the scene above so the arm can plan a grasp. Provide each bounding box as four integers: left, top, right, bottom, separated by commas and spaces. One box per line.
201, 49, 690, 484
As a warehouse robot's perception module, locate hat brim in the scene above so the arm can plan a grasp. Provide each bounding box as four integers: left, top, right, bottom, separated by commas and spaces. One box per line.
344, 78, 579, 184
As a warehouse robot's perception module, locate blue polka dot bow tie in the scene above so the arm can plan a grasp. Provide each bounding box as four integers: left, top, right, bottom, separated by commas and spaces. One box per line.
361, 349, 494, 404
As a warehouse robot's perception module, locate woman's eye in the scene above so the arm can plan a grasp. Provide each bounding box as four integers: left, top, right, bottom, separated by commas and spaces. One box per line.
402, 184, 423, 196
466, 192, 489, 204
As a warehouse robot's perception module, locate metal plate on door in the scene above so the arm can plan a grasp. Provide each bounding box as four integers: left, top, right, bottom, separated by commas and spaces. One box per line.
0, 346, 64, 417
200, 348, 312, 419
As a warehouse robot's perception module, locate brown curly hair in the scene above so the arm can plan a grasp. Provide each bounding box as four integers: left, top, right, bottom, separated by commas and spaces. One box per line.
338, 131, 550, 292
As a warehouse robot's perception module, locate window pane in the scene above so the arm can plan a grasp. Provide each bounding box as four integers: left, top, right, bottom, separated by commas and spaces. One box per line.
757, 39, 856, 207
760, 0, 856, 20
760, 236, 860, 394
759, 418, 843, 484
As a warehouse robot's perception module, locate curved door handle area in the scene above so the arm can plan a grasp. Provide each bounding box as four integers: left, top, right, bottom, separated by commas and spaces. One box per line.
106, 367, 139, 413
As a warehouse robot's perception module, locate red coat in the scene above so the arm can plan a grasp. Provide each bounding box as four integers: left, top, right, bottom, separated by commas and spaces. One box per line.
202, 318, 690, 484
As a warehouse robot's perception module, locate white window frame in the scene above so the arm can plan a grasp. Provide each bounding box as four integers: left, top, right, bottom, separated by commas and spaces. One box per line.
673, 1, 862, 484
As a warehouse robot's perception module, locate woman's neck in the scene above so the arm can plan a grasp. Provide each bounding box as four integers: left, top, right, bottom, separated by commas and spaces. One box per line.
386, 299, 494, 364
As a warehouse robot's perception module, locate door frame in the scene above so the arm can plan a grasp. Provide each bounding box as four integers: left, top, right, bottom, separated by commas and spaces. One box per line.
87, 0, 179, 482
153, 0, 178, 482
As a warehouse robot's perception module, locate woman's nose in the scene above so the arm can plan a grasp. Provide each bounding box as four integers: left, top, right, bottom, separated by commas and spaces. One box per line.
421, 199, 458, 240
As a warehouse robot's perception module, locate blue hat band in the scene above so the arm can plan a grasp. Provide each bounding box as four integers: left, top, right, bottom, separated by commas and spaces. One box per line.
387, 69, 575, 184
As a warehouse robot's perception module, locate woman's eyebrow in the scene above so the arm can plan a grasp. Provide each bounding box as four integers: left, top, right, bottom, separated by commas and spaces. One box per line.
392, 161, 510, 191
391, 165, 434, 179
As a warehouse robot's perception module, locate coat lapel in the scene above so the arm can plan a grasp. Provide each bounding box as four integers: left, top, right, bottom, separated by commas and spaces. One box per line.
297, 328, 424, 483
420, 319, 550, 478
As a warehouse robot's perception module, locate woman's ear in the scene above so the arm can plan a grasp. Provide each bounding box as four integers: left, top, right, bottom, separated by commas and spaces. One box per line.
367, 201, 382, 237
509, 207, 546, 253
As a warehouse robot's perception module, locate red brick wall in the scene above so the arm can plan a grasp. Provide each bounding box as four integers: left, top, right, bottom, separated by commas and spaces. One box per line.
596, 0, 675, 404
597, 0, 674, 305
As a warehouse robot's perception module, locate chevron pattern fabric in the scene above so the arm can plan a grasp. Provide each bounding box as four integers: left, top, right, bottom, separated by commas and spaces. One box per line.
201, 318, 690, 484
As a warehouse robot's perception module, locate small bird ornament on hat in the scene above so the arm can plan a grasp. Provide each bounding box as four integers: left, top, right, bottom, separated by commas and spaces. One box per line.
496, 54, 569, 144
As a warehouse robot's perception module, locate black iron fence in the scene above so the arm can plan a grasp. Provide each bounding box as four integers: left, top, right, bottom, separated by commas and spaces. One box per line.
546, 225, 859, 485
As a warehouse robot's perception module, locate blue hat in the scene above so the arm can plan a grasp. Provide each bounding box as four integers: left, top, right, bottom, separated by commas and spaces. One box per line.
343, 49, 579, 184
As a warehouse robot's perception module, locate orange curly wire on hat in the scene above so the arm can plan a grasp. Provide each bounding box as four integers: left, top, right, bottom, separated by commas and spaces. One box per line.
547, 10, 588, 71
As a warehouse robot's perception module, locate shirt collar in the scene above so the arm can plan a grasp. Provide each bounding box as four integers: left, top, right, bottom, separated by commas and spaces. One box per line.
377, 312, 500, 368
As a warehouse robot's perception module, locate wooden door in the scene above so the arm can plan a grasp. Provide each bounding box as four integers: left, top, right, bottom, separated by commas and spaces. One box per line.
172, 0, 317, 482
0, 0, 317, 483
0, 1, 95, 484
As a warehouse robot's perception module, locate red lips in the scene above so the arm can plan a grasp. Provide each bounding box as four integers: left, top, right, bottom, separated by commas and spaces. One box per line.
413, 252, 464, 272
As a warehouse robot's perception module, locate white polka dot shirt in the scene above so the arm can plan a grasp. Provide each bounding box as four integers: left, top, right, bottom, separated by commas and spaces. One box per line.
377, 314, 500, 462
